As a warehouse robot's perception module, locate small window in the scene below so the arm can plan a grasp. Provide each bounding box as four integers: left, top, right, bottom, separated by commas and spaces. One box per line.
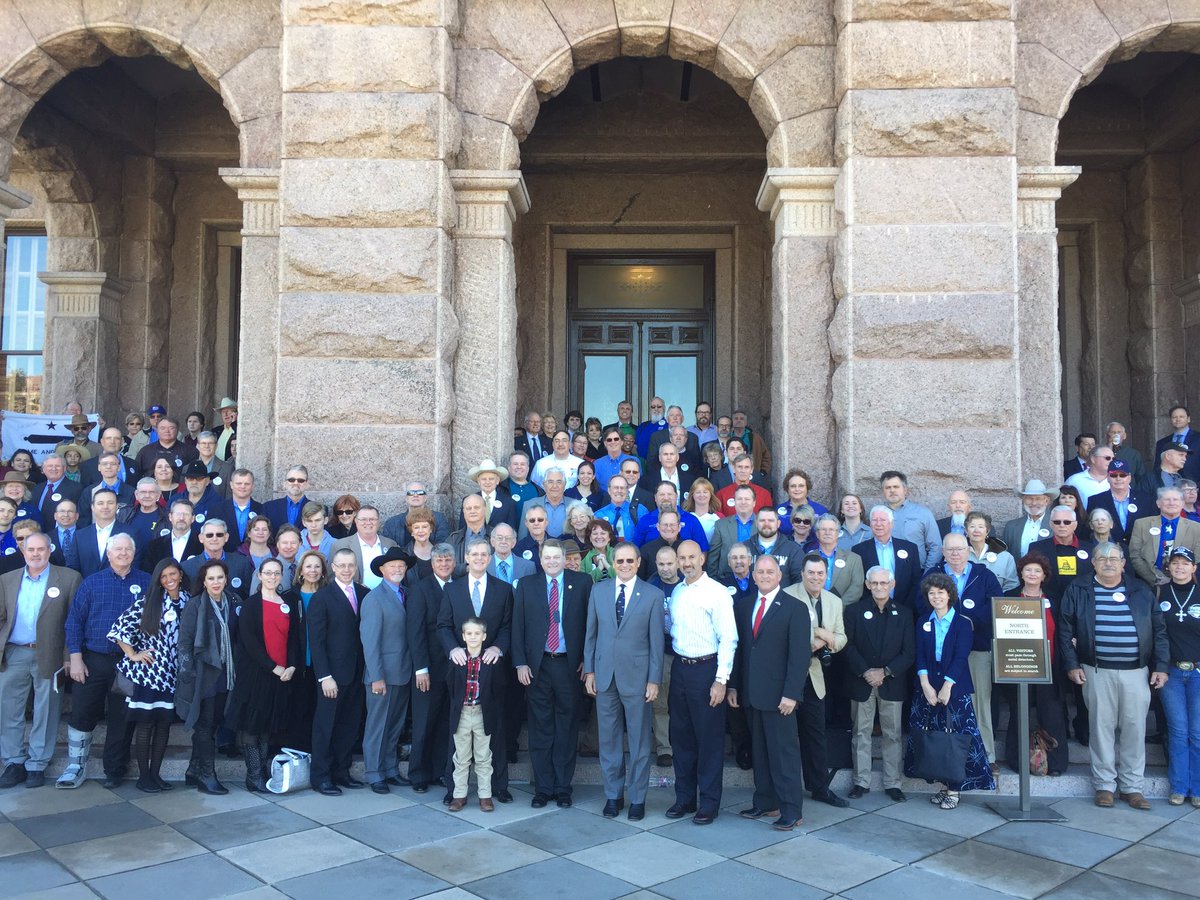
0, 233, 46, 413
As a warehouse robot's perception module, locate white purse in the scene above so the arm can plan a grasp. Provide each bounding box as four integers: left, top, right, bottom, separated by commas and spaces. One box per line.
266, 747, 311, 794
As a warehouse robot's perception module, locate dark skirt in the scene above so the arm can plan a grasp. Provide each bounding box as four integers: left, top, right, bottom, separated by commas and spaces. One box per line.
125, 684, 175, 726
905, 690, 996, 792
225, 667, 300, 737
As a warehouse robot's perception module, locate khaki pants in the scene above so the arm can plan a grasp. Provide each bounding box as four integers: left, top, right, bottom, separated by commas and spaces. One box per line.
851, 688, 903, 789
452, 705, 493, 799
968, 650, 995, 763
652, 655, 673, 756
1082, 664, 1150, 794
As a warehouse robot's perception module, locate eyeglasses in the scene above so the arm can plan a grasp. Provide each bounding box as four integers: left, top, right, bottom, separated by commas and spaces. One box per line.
203, 532, 227, 539
604, 437, 621, 443
527, 517, 547, 524
407, 489, 427, 496
1095, 556, 1122, 563
615, 557, 638, 565
1051, 519, 1074, 525
286, 477, 307, 483
794, 519, 812, 525
70, 425, 91, 431
1108, 473, 1130, 478
944, 546, 968, 552
336, 509, 355, 516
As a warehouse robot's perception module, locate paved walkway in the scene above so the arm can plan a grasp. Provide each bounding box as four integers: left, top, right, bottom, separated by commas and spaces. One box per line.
1, 777, 1197, 899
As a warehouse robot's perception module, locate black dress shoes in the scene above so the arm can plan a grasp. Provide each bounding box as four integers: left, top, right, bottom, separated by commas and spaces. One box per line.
885, 788, 907, 802
772, 816, 801, 831
386, 774, 412, 787
411, 781, 429, 793
24, 770, 45, 789
101, 774, 124, 789
442, 790, 454, 805
555, 793, 572, 808
334, 775, 365, 789
738, 806, 779, 820
531, 793, 550, 808
847, 785, 869, 799
0, 764, 26, 788
602, 798, 624, 818
813, 788, 849, 808
628, 803, 645, 821
370, 781, 390, 794
315, 782, 343, 796
494, 789, 513, 803
665, 802, 697, 819
735, 746, 753, 770
692, 810, 717, 825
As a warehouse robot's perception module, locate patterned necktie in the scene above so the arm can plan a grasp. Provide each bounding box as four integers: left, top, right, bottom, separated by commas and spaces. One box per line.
344, 582, 357, 613
61, 528, 73, 556
472, 579, 483, 615
753, 595, 768, 637
547, 578, 560, 651
616, 583, 627, 626
498, 560, 509, 583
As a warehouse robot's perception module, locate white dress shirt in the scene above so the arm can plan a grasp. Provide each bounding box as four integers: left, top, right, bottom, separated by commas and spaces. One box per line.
668, 572, 738, 680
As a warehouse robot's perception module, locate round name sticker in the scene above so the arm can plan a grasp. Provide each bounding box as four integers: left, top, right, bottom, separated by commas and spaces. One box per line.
248, 512, 257, 520
2, 548, 12, 556
213, 477, 222, 486
1150, 527, 1161, 536
50, 544, 56, 552
1128, 503, 1138, 513
897, 549, 908, 560
1077, 550, 1089, 560
923, 621, 932, 632
986, 552, 997, 563
522, 550, 533, 560
1044, 599, 1051, 609
727, 585, 736, 595
236, 606, 242, 617
778, 506, 788, 515
51, 492, 62, 502
130, 585, 141, 595
1161, 601, 1172, 612
196, 514, 206, 523
231, 577, 242, 589
493, 499, 502, 507
279, 603, 291, 615
160, 528, 170, 537
658, 419, 666, 426
681, 464, 689, 472
1113, 592, 1126, 603
175, 458, 182, 467
835, 558, 846, 568
1039, 528, 1050, 537
727, 498, 735, 507
863, 610, 873, 620
47, 587, 60, 598
963, 598, 975, 610
164, 609, 177, 623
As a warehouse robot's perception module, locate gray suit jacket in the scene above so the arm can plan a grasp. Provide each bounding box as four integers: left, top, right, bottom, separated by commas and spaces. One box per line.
583, 577, 665, 695
359, 582, 411, 686
330, 534, 398, 583
706, 515, 757, 577
0, 564, 82, 678
1002, 509, 1052, 559
827, 548, 865, 605
1129, 516, 1200, 588
488, 553, 535, 585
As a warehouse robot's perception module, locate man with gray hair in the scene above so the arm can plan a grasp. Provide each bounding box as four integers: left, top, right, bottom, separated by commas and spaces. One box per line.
1059, 541, 1167, 810
1128, 486, 1200, 588
406, 543, 456, 795
851, 505, 923, 608
519, 468, 569, 539
262, 465, 314, 531
382, 481, 451, 545
1103, 421, 1148, 492
1066, 443, 1115, 506
34, 456, 83, 533
1030, 505, 1096, 601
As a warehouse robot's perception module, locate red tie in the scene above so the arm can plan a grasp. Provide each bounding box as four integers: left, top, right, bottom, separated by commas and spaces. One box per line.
753, 595, 768, 637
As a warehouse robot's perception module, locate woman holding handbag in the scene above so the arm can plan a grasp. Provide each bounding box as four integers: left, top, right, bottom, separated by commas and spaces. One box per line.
905, 573, 995, 808
107, 559, 188, 793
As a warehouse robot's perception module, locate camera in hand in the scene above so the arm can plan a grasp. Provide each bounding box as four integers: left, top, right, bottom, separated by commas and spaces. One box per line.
817, 647, 834, 668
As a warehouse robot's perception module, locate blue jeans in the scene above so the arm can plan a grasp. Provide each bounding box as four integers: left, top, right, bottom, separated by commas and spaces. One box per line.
1161, 666, 1200, 795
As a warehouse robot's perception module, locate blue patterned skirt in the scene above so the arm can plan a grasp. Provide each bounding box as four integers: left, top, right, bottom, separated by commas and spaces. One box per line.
904, 691, 996, 792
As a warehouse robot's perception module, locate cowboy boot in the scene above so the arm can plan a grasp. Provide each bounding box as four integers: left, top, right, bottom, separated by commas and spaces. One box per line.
55, 727, 92, 789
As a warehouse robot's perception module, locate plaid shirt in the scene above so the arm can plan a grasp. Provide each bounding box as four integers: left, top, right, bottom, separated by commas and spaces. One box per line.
66, 566, 153, 655
463, 656, 482, 706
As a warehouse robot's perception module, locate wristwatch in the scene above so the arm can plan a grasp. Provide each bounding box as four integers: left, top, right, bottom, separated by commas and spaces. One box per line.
883, 667, 893, 678
714, 676, 727, 686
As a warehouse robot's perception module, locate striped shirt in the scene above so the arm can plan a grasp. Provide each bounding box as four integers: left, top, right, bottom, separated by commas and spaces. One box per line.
1093, 581, 1139, 669
668, 573, 738, 679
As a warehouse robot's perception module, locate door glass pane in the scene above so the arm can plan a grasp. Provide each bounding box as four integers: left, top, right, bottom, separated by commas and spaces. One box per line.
653, 356, 697, 424
577, 263, 705, 310
0, 354, 43, 413
3, 235, 46, 357
582, 355, 628, 424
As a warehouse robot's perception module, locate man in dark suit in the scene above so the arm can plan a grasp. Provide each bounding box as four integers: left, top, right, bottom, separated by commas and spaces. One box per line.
647, 423, 702, 473
406, 545, 455, 793
843, 567, 914, 801
1154, 406, 1200, 476
728, 555, 810, 830
65, 489, 128, 578
1063, 432, 1096, 481
33, 456, 83, 533
140, 498, 204, 572
79, 428, 138, 488
512, 538, 591, 807
181, 519, 254, 598
583, 542, 665, 820
851, 505, 922, 608
638, 442, 696, 499
464, 460, 520, 531
935, 490, 972, 540
78, 454, 135, 524
1085, 458, 1154, 544
437, 537, 514, 803
514, 410, 548, 464
261, 465, 312, 532
211, 469, 265, 553
307, 547, 369, 795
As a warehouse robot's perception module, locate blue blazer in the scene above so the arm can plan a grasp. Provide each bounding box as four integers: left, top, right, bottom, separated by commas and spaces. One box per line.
262, 496, 308, 533
65, 523, 131, 578
914, 610, 974, 697
211, 498, 266, 551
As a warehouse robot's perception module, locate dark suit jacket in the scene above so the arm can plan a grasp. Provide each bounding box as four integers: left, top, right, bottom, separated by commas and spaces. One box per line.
35, 479, 83, 532
212, 498, 266, 551
1153, 428, 1200, 475
140, 532, 204, 574
646, 431, 701, 471
638, 466, 697, 498
842, 599, 914, 702
65, 523, 131, 578
262, 496, 309, 532
915, 610, 975, 698
306, 580, 368, 686
408, 575, 451, 680
437, 574, 513, 659
447, 656, 499, 736
514, 431, 548, 464
1063, 456, 1089, 481
1084, 488, 1155, 544
79, 482, 135, 525
730, 589, 811, 710
460, 488, 519, 531
182, 552, 255, 599
80, 455, 138, 489
851, 537, 923, 608
512, 570, 591, 679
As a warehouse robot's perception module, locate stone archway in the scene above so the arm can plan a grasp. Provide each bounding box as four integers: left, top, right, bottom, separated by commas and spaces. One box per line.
449, 0, 839, 496
1016, 3, 1200, 453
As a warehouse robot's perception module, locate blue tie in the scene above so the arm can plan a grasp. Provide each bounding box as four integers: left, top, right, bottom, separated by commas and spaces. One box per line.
498, 560, 509, 583
616, 583, 627, 625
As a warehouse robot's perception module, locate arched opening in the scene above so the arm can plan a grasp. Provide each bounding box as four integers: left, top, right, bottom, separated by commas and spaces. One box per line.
513, 56, 771, 427
1055, 50, 1200, 456
5, 52, 242, 419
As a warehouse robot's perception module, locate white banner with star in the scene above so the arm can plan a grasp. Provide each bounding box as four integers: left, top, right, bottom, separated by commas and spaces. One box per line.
1, 410, 99, 463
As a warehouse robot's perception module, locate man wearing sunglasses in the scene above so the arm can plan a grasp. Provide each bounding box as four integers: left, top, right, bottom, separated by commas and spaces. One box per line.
1086, 458, 1155, 545
594, 427, 637, 488
1030, 505, 1096, 602
382, 482, 452, 545
263, 466, 314, 531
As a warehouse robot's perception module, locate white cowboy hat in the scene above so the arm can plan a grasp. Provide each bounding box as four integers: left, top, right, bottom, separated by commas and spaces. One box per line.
215, 396, 238, 411
468, 458, 508, 482
1016, 479, 1056, 497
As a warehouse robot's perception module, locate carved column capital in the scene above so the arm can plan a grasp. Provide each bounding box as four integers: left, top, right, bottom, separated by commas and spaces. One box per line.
1018, 166, 1081, 235
450, 170, 530, 241
38, 271, 129, 324
219, 167, 280, 237
756, 167, 839, 240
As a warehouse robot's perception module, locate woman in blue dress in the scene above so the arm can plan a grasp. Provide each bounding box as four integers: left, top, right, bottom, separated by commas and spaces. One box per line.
905, 572, 995, 807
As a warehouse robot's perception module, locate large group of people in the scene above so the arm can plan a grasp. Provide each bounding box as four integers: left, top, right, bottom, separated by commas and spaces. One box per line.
0, 398, 1197, 827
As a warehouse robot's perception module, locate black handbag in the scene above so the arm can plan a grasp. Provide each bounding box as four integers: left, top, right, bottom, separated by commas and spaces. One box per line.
911, 723, 971, 784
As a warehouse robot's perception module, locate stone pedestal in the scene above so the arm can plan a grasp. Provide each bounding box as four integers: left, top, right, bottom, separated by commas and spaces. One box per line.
450, 170, 529, 498
756, 168, 838, 501
38, 272, 129, 419
1017, 166, 1080, 483
220, 167, 280, 492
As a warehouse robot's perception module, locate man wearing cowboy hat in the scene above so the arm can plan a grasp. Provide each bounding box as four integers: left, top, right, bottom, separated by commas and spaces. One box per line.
1002, 479, 1058, 558
212, 397, 238, 462
360, 546, 417, 793
464, 460, 518, 531
52, 414, 101, 459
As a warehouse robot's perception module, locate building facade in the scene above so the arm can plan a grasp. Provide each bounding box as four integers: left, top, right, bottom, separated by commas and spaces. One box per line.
0, 0, 1195, 514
